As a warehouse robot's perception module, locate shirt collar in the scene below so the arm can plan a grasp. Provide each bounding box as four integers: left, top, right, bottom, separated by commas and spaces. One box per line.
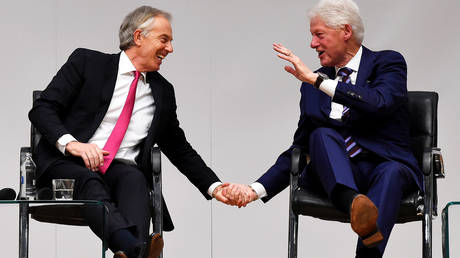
335, 46, 363, 74
119, 51, 147, 80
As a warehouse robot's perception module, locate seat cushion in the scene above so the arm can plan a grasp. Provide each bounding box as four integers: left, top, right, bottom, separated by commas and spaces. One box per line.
30, 204, 88, 226
292, 187, 423, 223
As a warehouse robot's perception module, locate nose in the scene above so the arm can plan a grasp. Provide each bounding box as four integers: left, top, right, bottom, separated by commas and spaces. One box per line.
166, 41, 173, 53
310, 36, 319, 49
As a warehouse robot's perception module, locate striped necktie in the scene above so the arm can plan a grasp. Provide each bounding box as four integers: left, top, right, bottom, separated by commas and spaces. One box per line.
338, 67, 353, 117
337, 67, 362, 158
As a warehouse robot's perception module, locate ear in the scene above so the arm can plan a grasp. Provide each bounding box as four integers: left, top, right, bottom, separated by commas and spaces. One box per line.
133, 29, 143, 46
343, 24, 353, 41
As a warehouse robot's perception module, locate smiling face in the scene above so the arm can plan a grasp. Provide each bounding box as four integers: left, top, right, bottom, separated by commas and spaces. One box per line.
129, 15, 173, 72
309, 16, 351, 67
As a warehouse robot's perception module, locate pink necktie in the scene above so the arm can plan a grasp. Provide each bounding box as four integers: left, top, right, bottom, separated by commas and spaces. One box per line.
99, 71, 141, 174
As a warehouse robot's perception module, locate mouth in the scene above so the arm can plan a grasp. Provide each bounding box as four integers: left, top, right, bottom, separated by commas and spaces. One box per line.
317, 51, 325, 58
157, 55, 165, 62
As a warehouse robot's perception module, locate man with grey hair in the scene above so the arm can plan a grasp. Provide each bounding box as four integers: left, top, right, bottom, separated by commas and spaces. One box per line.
29, 6, 231, 258
223, 0, 421, 257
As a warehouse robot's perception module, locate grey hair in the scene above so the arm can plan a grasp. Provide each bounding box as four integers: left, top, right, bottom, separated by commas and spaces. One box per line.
119, 6, 171, 51
308, 0, 364, 44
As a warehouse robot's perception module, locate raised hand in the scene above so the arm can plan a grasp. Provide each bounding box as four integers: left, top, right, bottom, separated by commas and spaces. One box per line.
222, 183, 258, 208
273, 43, 317, 84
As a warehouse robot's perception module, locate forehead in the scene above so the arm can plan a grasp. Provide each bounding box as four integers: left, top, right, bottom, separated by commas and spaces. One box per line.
149, 16, 173, 38
309, 16, 331, 32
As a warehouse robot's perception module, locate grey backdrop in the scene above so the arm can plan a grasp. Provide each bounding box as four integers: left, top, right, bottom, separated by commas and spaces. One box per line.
1, 0, 459, 257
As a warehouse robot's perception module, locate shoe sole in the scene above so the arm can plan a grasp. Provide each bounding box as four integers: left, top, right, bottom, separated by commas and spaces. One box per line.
147, 233, 164, 258
113, 252, 128, 258
350, 195, 384, 247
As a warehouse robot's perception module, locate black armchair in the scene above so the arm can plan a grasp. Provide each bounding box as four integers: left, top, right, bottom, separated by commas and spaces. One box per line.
287, 91, 445, 258
19, 91, 164, 258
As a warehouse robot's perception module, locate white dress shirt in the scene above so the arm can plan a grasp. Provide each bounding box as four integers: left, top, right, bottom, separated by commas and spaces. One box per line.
56, 51, 155, 164
319, 46, 362, 120
251, 46, 363, 199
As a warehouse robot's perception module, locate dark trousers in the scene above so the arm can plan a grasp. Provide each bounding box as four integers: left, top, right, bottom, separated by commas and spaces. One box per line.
299, 127, 416, 255
38, 157, 151, 250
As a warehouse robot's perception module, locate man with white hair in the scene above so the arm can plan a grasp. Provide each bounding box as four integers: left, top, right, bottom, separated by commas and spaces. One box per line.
224, 0, 421, 257
29, 6, 232, 258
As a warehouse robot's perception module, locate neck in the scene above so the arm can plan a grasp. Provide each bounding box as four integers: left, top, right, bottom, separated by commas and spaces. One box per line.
124, 47, 143, 72
336, 43, 361, 68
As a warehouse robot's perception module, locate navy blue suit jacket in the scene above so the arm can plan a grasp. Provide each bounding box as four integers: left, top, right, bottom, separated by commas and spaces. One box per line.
256, 46, 422, 202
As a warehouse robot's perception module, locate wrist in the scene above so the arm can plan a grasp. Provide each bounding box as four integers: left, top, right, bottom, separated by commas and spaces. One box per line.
212, 185, 222, 198
310, 73, 319, 85
65, 140, 78, 149
248, 185, 258, 201
313, 72, 328, 89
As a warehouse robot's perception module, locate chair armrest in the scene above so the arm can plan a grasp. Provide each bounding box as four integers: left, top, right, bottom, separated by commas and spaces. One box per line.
432, 148, 445, 178
290, 148, 304, 176
150, 145, 163, 235
422, 147, 445, 178
151, 146, 161, 177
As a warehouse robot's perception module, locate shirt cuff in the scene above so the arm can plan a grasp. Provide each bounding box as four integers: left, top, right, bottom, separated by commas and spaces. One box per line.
56, 134, 77, 155
208, 182, 223, 198
250, 182, 267, 199
319, 79, 337, 98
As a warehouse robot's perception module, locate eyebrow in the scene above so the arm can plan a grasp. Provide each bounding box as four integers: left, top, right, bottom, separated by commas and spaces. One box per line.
159, 33, 173, 41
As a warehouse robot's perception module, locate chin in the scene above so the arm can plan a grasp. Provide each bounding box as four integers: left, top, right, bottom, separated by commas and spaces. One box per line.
319, 60, 329, 67
149, 65, 160, 72
319, 58, 334, 67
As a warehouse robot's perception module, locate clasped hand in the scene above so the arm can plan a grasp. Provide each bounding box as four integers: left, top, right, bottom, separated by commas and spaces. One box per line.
66, 141, 109, 172
213, 183, 257, 208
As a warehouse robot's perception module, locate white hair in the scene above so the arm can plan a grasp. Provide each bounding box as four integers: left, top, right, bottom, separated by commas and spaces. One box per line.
119, 6, 171, 51
308, 0, 364, 44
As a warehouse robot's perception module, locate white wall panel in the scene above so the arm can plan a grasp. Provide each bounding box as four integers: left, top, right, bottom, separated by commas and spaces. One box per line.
1, 0, 459, 257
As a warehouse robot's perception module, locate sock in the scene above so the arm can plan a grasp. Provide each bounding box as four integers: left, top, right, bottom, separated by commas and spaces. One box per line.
331, 184, 359, 214
110, 229, 141, 257
356, 247, 382, 258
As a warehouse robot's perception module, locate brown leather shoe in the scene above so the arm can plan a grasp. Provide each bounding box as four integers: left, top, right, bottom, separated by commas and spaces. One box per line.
350, 194, 383, 247
141, 233, 164, 258
113, 251, 128, 258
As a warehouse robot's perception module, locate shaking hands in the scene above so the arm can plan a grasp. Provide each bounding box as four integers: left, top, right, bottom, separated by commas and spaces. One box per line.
212, 183, 258, 208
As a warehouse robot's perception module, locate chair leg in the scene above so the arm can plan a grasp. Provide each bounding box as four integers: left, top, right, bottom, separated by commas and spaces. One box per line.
442, 206, 449, 258
288, 149, 301, 258
422, 212, 432, 258
19, 203, 29, 258
288, 211, 299, 258
151, 146, 163, 258
288, 172, 300, 258
422, 174, 433, 258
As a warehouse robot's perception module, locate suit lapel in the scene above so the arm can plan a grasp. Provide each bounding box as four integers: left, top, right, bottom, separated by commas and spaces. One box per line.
146, 71, 163, 141
101, 53, 120, 105
356, 46, 375, 87
87, 53, 120, 140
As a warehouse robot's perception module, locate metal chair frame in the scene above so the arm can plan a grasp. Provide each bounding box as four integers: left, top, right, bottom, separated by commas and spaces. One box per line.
287, 91, 445, 258
19, 91, 164, 258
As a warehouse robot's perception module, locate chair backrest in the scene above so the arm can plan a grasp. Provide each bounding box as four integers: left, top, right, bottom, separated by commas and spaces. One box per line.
407, 91, 438, 168
31, 90, 42, 152
291, 91, 440, 222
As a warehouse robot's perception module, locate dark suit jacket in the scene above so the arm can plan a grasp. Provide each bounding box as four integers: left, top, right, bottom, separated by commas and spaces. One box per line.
29, 48, 220, 230
256, 46, 422, 202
